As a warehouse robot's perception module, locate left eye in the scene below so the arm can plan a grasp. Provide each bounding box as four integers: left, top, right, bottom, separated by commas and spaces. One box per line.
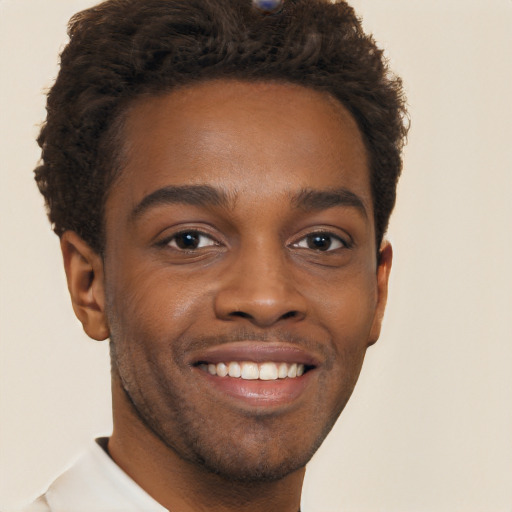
294, 233, 346, 252
167, 231, 218, 250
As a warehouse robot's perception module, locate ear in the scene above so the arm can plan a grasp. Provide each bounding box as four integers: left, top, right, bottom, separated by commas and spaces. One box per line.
60, 231, 109, 341
367, 240, 393, 346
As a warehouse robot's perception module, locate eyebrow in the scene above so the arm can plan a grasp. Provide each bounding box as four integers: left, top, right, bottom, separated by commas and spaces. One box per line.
292, 187, 368, 217
130, 184, 233, 221
130, 184, 368, 221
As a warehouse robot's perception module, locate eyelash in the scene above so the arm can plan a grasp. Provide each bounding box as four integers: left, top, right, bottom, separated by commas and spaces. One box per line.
161, 230, 220, 251
160, 229, 350, 253
291, 231, 351, 253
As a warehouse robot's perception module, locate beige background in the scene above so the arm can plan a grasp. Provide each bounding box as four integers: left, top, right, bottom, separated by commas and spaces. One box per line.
1, 0, 511, 510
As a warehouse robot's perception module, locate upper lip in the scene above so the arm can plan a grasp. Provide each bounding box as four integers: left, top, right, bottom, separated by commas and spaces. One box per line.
187, 341, 322, 368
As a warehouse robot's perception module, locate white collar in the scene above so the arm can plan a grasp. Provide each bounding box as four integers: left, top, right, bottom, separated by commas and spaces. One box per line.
44, 438, 168, 512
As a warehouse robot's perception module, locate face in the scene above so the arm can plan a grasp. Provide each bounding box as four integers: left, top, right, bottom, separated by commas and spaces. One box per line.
100, 80, 390, 482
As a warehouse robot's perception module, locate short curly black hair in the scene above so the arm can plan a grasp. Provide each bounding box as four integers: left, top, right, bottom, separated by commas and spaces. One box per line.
35, 0, 408, 254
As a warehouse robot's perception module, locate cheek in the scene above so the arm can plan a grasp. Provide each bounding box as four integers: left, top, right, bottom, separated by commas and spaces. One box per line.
310, 272, 378, 341
108, 264, 211, 342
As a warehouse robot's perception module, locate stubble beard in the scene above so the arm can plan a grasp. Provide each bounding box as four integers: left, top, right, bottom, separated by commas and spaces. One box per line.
104, 282, 363, 485
108, 335, 348, 484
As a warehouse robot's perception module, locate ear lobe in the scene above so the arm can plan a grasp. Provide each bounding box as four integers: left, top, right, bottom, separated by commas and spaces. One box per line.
367, 240, 393, 347
60, 231, 110, 341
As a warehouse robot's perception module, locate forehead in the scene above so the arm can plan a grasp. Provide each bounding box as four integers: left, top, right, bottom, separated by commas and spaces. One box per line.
109, 79, 372, 219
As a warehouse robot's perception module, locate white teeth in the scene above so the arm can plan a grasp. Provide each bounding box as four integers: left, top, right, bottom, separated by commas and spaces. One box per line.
259, 362, 278, 381
228, 361, 241, 378
241, 362, 259, 380
278, 362, 288, 379
288, 363, 297, 378
216, 362, 228, 377
200, 361, 307, 380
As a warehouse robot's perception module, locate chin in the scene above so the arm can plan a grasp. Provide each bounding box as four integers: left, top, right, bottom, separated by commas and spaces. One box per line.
189, 443, 313, 483
160, 410, 338, 484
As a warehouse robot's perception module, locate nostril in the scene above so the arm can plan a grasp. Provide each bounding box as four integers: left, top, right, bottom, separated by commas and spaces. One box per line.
228, 310, 301, 322
229, 311, 253, 319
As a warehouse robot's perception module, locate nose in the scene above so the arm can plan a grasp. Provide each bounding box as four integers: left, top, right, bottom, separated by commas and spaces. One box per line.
214, 242, 307, 328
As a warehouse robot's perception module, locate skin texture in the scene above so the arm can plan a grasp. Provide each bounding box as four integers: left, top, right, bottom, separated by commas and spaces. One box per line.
61, 80, 392, 512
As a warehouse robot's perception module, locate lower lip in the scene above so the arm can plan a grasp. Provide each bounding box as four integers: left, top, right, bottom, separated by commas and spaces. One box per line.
195, 368, 313, 408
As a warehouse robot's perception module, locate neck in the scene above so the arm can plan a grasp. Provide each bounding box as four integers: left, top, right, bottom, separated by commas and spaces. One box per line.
108, 375, 305, 512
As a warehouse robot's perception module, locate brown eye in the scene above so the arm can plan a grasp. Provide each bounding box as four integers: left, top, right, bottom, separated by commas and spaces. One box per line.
168, 231, 217, 250
294, 233, 345, 252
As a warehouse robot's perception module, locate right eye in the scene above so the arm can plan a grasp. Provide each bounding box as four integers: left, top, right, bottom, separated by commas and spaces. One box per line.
166, 231, 219, 251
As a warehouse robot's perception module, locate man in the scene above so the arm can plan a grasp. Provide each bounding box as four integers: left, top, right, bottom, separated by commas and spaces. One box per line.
24, 0, 407, 510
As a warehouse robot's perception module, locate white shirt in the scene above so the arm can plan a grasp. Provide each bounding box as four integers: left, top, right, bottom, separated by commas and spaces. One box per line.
21, 438, 168, 512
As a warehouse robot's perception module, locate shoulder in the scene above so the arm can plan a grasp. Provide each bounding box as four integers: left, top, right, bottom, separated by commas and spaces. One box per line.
17, 495, 51, 512
12, 438, 167, 512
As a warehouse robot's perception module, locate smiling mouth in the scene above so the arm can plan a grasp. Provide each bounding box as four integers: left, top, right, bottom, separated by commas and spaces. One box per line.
197, 361, 310, 380
188, 341, 320, 406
